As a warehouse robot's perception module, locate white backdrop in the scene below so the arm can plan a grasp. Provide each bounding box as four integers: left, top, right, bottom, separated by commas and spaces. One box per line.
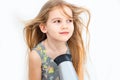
0, 0, 120, 80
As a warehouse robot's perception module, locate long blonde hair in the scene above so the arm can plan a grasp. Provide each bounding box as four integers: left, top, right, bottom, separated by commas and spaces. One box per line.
24, 0, 90, 80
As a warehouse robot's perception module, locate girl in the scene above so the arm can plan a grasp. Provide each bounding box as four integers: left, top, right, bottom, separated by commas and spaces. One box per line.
24, 0, 90, 80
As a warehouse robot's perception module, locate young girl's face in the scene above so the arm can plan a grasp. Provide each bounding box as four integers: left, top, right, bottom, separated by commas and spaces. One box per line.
44, 6, 74, 42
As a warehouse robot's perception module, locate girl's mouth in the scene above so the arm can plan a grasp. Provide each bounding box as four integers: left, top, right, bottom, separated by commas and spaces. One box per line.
59, 32, 69, 35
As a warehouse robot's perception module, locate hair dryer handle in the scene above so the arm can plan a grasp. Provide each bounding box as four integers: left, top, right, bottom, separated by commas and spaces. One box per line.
54, 54, 78, 80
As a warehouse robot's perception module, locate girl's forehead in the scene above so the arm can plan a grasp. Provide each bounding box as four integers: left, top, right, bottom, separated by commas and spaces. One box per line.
48, 6, 73, 19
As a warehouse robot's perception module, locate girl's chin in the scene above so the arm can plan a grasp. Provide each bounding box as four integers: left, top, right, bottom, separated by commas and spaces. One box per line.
58, 38, 70, 42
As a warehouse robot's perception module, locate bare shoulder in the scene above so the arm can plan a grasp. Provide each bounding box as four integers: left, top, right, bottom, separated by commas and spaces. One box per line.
29, 50, 42, 80
29, 50, 41, 66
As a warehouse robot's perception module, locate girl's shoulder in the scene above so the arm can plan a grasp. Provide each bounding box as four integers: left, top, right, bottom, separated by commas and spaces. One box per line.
29, 50, 42, 68
29, 42, 43, 68
32, 41, 47, 61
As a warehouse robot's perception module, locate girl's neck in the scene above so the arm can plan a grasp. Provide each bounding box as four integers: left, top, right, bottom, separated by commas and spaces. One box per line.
45, 39, 67, 51
43, 39, 68, 59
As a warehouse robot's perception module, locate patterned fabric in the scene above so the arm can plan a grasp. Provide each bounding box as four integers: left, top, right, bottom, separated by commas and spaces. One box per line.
33, 42, 60, 80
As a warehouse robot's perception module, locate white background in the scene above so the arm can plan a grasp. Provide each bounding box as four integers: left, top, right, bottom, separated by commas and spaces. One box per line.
0, 0, 120, 80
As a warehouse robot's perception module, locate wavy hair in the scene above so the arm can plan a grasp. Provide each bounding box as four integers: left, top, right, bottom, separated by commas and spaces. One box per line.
24, 0, 90, 80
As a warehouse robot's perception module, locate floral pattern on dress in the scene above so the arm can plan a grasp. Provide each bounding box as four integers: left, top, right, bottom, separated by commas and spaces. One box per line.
33, 42, 60, 80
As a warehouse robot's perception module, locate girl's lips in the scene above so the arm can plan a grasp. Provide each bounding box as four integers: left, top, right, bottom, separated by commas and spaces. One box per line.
59, 32, 69, 35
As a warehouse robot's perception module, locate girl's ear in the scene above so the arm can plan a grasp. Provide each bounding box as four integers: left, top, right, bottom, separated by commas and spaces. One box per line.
39, 24, 47, 33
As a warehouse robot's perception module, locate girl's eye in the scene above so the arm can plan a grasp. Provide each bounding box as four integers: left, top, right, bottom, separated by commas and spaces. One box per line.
67, 19, 73, 23
53, 20, 61, 23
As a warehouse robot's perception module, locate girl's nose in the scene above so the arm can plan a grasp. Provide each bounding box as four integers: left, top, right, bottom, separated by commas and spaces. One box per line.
61, 22, 68, 29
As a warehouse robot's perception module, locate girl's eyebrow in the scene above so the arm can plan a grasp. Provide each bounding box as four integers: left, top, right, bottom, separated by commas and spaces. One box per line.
51, 17, 73, 21
51, 17, 62, 21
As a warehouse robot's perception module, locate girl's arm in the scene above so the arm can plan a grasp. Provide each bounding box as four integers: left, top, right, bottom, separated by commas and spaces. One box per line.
29, 50, 42, 80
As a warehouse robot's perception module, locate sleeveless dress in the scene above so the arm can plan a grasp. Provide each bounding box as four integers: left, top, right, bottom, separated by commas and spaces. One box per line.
33, 41, 70, 80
